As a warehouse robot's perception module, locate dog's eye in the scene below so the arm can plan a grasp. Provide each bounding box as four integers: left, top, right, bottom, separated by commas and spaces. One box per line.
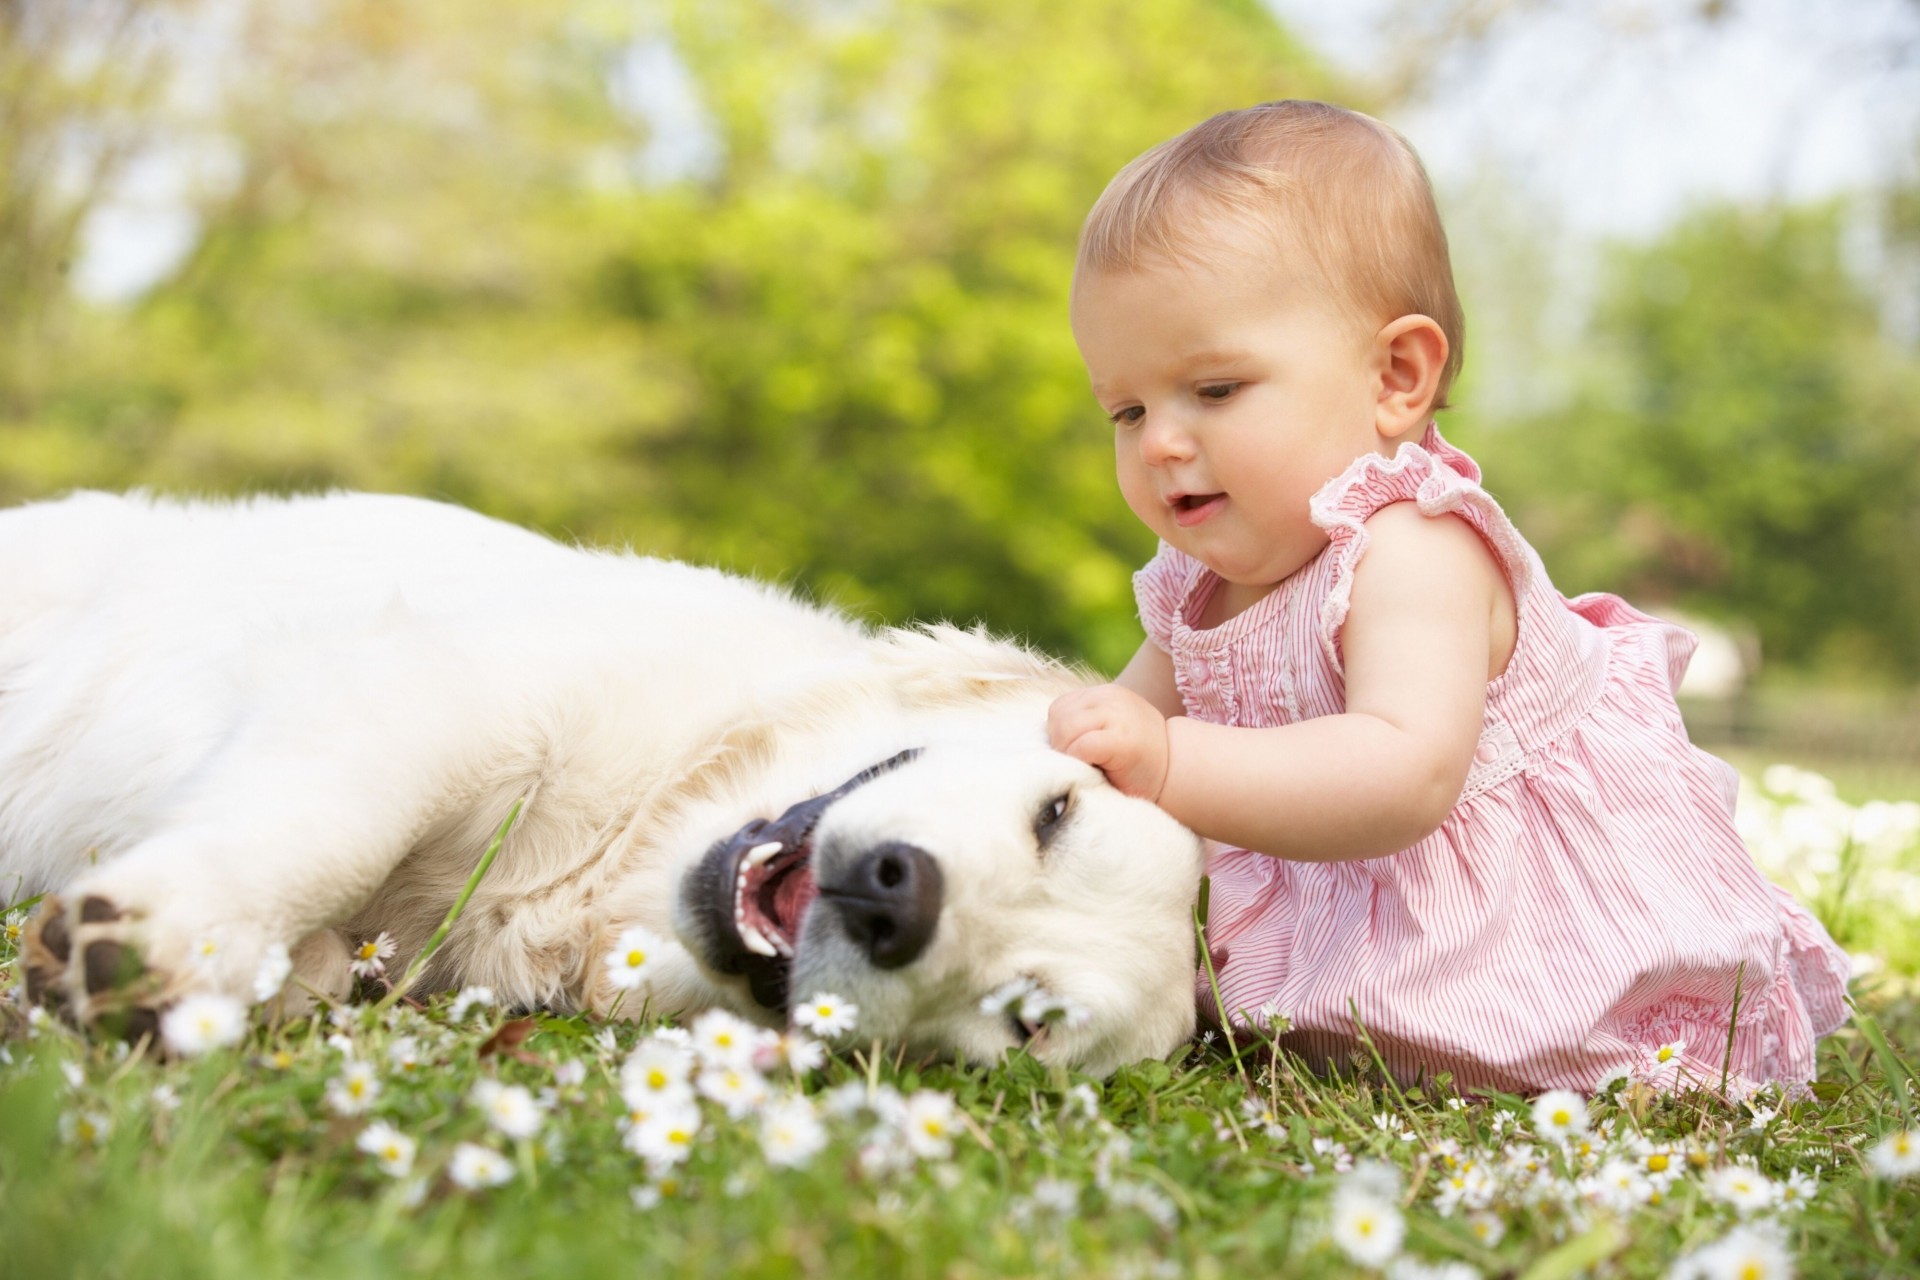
1034, 791, 1070, 846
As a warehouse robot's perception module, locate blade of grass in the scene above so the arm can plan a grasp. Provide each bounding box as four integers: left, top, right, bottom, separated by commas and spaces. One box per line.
374, 799, 522, 1013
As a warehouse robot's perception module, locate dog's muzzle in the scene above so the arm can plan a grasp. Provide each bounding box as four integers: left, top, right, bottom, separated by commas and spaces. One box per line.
678, 749, 930, 1011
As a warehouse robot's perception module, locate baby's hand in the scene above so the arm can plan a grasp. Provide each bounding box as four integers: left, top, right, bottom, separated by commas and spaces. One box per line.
1047, 684, 1171, 801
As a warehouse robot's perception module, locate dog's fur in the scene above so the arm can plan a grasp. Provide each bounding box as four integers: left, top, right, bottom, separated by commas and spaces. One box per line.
1, 491, 1205, 1074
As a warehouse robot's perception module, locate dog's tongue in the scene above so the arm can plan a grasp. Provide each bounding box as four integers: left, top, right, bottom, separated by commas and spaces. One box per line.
772, 865, 819, 934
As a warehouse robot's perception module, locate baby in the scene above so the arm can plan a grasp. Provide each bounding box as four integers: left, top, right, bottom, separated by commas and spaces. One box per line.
1047, 100, 1850, 1094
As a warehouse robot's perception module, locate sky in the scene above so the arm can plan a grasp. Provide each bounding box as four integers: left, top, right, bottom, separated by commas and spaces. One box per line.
1269, 0, 1920, 238
72, 0, 1920, 302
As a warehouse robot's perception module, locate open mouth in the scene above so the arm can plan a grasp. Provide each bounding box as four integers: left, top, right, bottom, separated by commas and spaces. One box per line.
678, 749, 920, 1012
732, 832, 820, 962
1170, 493, 1225, 527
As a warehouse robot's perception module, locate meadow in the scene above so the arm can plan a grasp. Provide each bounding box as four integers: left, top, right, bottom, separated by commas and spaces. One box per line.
1, 765, 1916, 1280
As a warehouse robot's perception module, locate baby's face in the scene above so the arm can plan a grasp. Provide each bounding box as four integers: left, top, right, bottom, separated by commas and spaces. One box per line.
1072, 240, 1390, 596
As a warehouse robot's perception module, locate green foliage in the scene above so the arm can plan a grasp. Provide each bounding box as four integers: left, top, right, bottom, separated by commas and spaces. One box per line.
1465, 204, 1920, 680
0, 0, 1336, 672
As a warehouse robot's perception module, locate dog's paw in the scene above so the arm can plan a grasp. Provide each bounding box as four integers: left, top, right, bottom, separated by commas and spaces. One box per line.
24, 893, 166, 1043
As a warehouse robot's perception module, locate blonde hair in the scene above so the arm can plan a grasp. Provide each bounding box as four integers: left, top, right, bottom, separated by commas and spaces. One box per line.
1077, 101, 1465, 409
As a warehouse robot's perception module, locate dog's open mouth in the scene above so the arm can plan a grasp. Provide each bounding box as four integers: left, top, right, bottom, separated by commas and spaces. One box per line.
680, 749, 920, 1012
734, 836, 819, 960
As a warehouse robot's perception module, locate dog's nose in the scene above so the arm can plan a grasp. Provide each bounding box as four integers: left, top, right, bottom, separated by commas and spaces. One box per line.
819, 841, 943, 969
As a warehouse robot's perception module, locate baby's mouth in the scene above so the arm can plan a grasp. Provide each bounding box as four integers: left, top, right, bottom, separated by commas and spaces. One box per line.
1171, 492, 1226, 527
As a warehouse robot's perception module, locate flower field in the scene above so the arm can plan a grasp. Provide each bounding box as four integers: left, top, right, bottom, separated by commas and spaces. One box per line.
2, 766, 1917, 1279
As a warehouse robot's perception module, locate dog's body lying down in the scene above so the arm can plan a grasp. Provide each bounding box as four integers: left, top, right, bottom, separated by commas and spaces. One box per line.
1, 491, 1204, 1074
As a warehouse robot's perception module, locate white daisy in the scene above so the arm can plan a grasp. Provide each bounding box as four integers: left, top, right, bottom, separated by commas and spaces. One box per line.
59, 1110, 111, 1146
1530, 1089, 1591, 1141
448, 986, 495, 1020
1329, 1185, 1405, 1268
1867, 1128, 1920, 1179
1704, 1162, 1778, 1215
1673, 1222, 1792, 1280
768, 1031, 827, 1075
696, 1064, 770, 1120
690, 1009, 760, 1069
471, 1079, 545, 1141
447, 1142, 514, 1190
627, 1103, 702, 1168
793, 991, 860, 1039
1465, 1212, 1506, 1247
160, 993, 248, 1056
902, 1090, 959, 1160
325, 1061, 382, 1116
356, 1120, 417, 1177
759, 1095, 828, 1169
602, 925, 661, 991
252, 943, 293, 1004
621, 1039, 696, 1107
388, 1036, 423, 1072
348, 932, 396, 979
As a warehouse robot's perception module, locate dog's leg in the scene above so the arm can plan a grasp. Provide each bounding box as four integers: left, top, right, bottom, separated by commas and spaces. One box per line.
26, 633, 535, 1035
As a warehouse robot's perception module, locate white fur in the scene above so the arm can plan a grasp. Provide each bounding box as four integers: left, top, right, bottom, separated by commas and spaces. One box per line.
0, 491, 1205, 1075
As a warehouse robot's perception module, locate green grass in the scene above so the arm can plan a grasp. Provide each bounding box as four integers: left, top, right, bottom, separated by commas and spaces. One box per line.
5, 759, 1918, 1279
2, 961, 1917, 1279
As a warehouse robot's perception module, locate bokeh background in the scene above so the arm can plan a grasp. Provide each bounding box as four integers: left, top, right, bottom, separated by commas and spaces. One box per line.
4, 0, 1918, 782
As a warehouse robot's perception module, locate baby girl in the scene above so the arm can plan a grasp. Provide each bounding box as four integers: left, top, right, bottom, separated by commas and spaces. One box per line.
1047, 100, 1850, 1093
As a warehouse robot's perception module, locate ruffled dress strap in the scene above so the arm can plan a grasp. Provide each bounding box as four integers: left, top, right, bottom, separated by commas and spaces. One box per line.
1133, 540, 1204, 654
1307, 422, 1535, 674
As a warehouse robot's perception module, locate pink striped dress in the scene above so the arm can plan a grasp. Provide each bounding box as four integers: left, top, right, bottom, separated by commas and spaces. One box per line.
1139, 423, 1852, 1094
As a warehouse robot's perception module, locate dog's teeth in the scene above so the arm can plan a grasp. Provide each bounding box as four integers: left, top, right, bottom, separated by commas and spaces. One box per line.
745, 840, 784, 866
771, 934, 794, 959
738, 920, 779, 957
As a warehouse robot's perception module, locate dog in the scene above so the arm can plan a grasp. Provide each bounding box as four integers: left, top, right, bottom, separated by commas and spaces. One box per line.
1, 491, 1205, 1075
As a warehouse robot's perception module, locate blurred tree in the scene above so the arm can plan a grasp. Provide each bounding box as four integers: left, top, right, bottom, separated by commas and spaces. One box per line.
0, 0, 1334, 671
1468, 203, 1920, 680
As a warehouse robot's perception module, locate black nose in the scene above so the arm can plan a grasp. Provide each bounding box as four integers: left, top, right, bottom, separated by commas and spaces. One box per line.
819, 842, 943, 969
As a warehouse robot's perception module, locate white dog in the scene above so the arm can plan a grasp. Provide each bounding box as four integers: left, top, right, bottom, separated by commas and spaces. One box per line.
2, 491, 1204, 1075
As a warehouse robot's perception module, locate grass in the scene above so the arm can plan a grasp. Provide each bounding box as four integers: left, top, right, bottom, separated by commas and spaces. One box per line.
2, 953, 1917, 1278
4, 758, 1919, 1280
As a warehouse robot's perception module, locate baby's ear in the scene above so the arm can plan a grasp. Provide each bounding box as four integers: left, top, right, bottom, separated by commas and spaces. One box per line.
1374, 315, 1448, 440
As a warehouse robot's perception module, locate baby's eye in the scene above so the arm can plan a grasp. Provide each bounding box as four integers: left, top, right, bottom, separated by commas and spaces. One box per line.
1197, 382, 1239, 402
1107, 405, 1145, 428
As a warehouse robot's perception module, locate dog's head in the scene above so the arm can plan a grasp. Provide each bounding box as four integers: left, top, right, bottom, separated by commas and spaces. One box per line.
668, 729, 1207, 1076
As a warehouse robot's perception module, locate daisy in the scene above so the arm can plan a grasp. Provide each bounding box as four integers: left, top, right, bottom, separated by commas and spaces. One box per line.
1530, 1089, 1590, 1141
325, 1061, 382, 1116
447, 1142, 514, 1190
348, 932, 396, 979
1465, 1212, 1506, 1247
696, 1064, 770, 1120
356, 1121, 417, 1177
793, 992, 859, 1039
622, 1039, 695, 1106
1329, 1185, 1405, 1268
252, 943, 293, 1004
602, 925, 661, 991
690, 1009, 760, 1069
627, 1103, 702, 1168
1654, 1038, 1686, 1066
471, 1079, 545, 1141
1673, 1223, 1792, 1280
901, 1090, 959, 1160
59, 1111, 111, 1146
1584, 1158, 1654, 1214
161, 993, 248, 1056
448, 986, 495, 1020
759, 1095, 828, 1169
764, 1030, 826, 1076
1867, 1128, 1920, 1179
388, 1037, 423, 1072
1704, 1162, 1777, 1215
1775, 1167, 1818, 1211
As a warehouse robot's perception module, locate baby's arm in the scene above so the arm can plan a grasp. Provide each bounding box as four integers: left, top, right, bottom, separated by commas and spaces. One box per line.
1051, 503, 1506, 861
